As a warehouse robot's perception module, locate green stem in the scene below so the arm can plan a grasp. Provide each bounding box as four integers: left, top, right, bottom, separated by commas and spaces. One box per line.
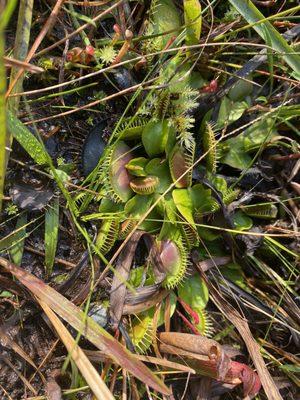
0, 30, 6, 213
8, 0, 34, 112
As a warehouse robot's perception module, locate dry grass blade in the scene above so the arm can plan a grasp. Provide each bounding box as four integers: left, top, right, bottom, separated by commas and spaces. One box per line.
4, 57, 43, 73
195, 263, 283, 400
84, 349, 196, 374
39, 300, 115, 400
0, 256, 171, 396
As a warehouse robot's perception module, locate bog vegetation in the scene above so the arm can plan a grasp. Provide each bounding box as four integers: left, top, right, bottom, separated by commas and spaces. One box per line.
0, 1, 299, 399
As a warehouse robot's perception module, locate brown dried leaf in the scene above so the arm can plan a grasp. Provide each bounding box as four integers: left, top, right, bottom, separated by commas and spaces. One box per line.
109, 231, 143, 329
159, 332, 231, 380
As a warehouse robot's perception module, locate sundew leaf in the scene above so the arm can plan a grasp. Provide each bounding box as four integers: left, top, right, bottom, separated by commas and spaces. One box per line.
0, 257, 171, 396
228, 0, 300, 78
45, 198, 59, 277
7, 111, 48, 165
9, 213, 27, 266
184, 0, 202, 46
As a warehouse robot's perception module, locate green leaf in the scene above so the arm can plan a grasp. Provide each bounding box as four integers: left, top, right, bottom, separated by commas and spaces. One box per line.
142, 120, 170, 157
64, 6, 96, 27
9, 213, 27, 266
126, 157, 148, 177
125, 195, 153, 219
0, 0, 18, 29
151, 0, 181, 49
157, 292, 177, 326
125, 194, 159, 232
50, 168, 70, 183
184, 0, 202, 46
178, 275, 209, 309
190, 184, 217, 214
242, 118, 276, 151
172, 189, 194, 225
45, 198, 59, 277
146, 159, 172, 193
233, 211, 253, 231
279, 364, 300, 373
217, 97, 248, 128
221, 263, 247, 290
228, 0, 300, 78
219, 117, 277, 169
7, 111, 49, 165
219, 137, 252, 169
228, 77, 253, 102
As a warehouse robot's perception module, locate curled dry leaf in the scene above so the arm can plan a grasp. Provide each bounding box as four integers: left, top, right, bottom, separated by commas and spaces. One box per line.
159, 332, 261, 398
109, 231, 143, 330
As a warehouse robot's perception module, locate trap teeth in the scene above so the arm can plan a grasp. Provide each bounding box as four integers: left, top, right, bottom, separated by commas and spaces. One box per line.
169, 143, 194, 188
130, 176, 159, 195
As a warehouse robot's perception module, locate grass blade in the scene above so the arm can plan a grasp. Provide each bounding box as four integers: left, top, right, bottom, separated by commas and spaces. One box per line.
9, 212, 27, 266
39, 300, 115, 400
0, 256, 171, 396
45, 198, 59, 277
228, 0, 300, 78
7, 111, 49, 165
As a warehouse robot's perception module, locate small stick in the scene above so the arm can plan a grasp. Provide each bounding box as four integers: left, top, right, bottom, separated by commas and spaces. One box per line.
112, 29, 133, 65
